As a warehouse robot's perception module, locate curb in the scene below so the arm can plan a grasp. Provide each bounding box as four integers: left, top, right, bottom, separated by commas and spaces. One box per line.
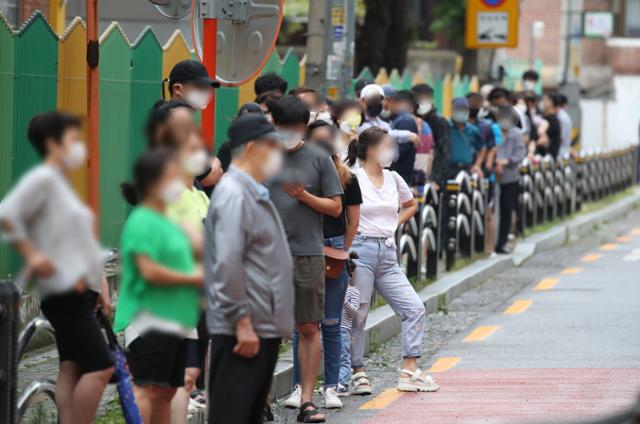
269, 188, 640, 400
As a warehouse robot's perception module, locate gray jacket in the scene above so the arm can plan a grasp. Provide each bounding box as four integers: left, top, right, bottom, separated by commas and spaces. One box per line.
497, 127, 527, 184
205, 166, 294, 339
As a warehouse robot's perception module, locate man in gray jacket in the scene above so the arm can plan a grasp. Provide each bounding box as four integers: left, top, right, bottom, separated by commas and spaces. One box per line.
204, 113, 293, 424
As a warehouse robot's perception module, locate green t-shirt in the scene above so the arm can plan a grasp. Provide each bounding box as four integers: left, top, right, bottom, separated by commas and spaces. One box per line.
114, 206, 200, 332
166, 186, 210, 230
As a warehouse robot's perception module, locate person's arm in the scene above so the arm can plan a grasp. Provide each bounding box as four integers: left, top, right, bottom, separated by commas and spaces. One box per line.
344, 204, 360, 250
343, 289, 360, 316
135, 255, 202, 287
197, 158, 224, 188
399, 199, 417, 225
508, 132, 527, 164
389, 128, 420, 145
285, 186, 342, 217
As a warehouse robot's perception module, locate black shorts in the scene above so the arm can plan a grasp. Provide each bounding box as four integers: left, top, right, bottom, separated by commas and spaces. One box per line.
126, 331, 188, 387
40, 290, 114, 374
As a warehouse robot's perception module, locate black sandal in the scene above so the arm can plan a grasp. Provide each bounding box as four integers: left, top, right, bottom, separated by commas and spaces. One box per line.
297, 401, 326, 423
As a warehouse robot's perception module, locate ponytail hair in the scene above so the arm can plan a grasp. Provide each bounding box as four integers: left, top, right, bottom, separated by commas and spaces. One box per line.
121, 148, 173, 206
346, 126, 388, 167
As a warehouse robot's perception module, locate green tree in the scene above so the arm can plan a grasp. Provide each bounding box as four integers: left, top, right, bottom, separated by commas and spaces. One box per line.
430, 0, 466, 49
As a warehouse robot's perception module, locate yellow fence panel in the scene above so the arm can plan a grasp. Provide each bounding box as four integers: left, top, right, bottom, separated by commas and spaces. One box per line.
442, 74, 453, 118
58, 17, 88, 199
375, 67, 389, 85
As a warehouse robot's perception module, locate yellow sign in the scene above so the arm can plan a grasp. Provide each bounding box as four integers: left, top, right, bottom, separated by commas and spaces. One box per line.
465, 0, 519, 49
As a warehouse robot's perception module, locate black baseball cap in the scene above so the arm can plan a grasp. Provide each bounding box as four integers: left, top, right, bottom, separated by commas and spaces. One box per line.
228, 114, 281, 149
168, 60, 221, 90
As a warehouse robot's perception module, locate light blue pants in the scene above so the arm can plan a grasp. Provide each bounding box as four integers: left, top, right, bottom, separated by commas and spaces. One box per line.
349, 235, 426, 369
338, 327, 352, 386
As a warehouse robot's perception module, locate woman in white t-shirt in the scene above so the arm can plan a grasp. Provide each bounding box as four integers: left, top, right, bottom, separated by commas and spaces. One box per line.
345, 127, 440, 394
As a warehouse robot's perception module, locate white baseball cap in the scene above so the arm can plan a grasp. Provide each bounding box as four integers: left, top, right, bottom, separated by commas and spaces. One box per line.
360, 84, 385, 100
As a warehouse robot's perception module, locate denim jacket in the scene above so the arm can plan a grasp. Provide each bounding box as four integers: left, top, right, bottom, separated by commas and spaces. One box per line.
204, 166, 294, 339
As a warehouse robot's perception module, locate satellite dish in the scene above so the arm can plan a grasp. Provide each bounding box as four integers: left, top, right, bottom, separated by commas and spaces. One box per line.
192, 0, 284, 86
151, 0, 192, 20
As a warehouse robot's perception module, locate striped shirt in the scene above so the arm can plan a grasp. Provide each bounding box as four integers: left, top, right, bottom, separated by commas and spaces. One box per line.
341, 285, 361, 331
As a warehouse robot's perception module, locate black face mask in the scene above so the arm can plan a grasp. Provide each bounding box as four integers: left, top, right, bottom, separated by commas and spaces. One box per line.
366, 103, 383, 117
469, 108, 480, 120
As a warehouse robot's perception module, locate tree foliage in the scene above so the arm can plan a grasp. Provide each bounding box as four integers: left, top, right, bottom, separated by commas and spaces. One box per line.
430, 0, 466, 49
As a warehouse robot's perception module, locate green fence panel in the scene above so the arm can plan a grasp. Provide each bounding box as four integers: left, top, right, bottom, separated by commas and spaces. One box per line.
0, 16, 15, 277
130, 28, 162, 161
433, 78, 443, 112
389, 69, 402, 89
214, 86, 239, 152
281, 48, 300, 91
401, 69, 413, 90
262, 50, 282, 75
99, 24, 131, 247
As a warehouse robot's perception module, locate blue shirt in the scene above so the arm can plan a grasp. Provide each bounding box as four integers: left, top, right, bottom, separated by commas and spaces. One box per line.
449, 120, 483, 165
229, 165, 270, 200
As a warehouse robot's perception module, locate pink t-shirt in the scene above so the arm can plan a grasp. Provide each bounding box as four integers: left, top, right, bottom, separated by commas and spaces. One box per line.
355, 168, 414, 239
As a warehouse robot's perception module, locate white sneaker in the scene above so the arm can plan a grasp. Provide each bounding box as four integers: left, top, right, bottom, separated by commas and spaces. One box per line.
397, 368, 440, 392
323, 387, 343, 409
283, 385, 301, 408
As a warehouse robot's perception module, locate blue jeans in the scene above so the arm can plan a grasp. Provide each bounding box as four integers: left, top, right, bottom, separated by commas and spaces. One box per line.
338, 327, 352, 386
349, 235, 426, 369
293, 236, 349, 388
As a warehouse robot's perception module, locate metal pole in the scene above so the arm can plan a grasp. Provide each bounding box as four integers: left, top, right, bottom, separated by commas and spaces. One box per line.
304, 0, 327, 91
86, 0, 100, 222
202, 17, 217, 151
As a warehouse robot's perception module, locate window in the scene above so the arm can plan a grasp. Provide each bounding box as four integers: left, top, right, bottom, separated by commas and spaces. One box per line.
0, 0, 18, 26
624, 0, 640, 36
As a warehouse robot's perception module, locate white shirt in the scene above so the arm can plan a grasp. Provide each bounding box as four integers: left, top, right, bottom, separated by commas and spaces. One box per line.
557, 108, 573, 156
355, 168, 413, 239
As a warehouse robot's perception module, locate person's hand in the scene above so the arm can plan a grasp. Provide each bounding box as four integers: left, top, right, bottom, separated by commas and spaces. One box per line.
471, 166, 484, 179
284, 184, 305, 199
27, 252, 55, 278
96, 277, 112, 316
190, 265, 204, 287
409, 133, 421, 146
432, 182, 440, 192
234, 316, 260, 358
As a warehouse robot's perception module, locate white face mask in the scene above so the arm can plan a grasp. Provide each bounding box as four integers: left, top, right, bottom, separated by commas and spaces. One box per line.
515, 102, 527, 114
279, 129, 304, 150
379, 108, 392, 120
160, 178, 185, 204
183, 150, 209, 176
334, 137, 349, 161
417, 101, 432, 115
523, 80, 536, 91
184, 90, 211, 110
316, 111, 333, 124
64, 141, 87, 169
452, 110, 469, 124
377, 148, 395, 168
261, 149, 284, 179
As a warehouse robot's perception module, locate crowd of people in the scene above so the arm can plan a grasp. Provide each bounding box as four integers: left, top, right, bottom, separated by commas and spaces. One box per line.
0, 61, 574, 424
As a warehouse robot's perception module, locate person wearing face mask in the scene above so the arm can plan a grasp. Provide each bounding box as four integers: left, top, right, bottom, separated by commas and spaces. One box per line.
0, 111, 114, 424
531, 92, 562, 159
215, 102, 265, 174
358, 84, 420, 150
116, 148, 203, 424
448, 97, 485, 179
411, 83, 451, 190
494, 106, 527, 254
164, 129, 211, 423
204, 113, 293, 424
345, 127, 439, 394
284, 121, 362, 409
332, 99, 364, 142
384, 87, 420, 184
166, 60, 223, 193
269, 95, 343, 423
522, 69, 540, 93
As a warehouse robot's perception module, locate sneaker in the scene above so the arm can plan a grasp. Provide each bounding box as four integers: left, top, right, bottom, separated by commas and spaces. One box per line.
323, 387, 343, 409
283, 385, 301, 408
189, 397, 206, 410
336, 383, 350, 397
397, 368, 440, 392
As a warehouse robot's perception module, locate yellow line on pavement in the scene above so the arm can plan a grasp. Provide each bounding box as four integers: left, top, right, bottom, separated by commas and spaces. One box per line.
503, 299, 533, 314
359, 388, 404, 410
561, 267, 583, 275
533, 277, 560, 291
463, 325, 499, 342
600, 243, 618, 251
581, 253, 601, 262
428, 357, 461, 373
616, 235, 633, 243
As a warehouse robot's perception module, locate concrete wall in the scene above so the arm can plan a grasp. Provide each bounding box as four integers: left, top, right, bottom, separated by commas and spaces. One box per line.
580, 75, 640, 149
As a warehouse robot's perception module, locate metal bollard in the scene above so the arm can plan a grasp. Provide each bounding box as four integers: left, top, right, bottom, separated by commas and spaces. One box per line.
418, 183, 439, 280
0, 281, 19, 424
445, 179, 460, 271
455, 172, 473, 259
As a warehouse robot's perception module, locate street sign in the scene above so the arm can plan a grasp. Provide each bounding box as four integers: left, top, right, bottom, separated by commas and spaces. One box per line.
149, 0, 192, 20
465, 0, 519, 49
583, 11, 614, 38
192, 0, 283, 86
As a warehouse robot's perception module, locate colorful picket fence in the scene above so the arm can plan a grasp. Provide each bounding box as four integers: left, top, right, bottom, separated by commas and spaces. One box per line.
0, 11, 479, 277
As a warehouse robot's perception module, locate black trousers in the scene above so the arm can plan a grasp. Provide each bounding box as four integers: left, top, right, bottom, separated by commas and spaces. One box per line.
496, 181, 519, 252
208, 335, 281, 424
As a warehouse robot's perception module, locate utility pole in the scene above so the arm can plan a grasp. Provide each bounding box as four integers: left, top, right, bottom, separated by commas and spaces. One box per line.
305, 0, 356, 99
